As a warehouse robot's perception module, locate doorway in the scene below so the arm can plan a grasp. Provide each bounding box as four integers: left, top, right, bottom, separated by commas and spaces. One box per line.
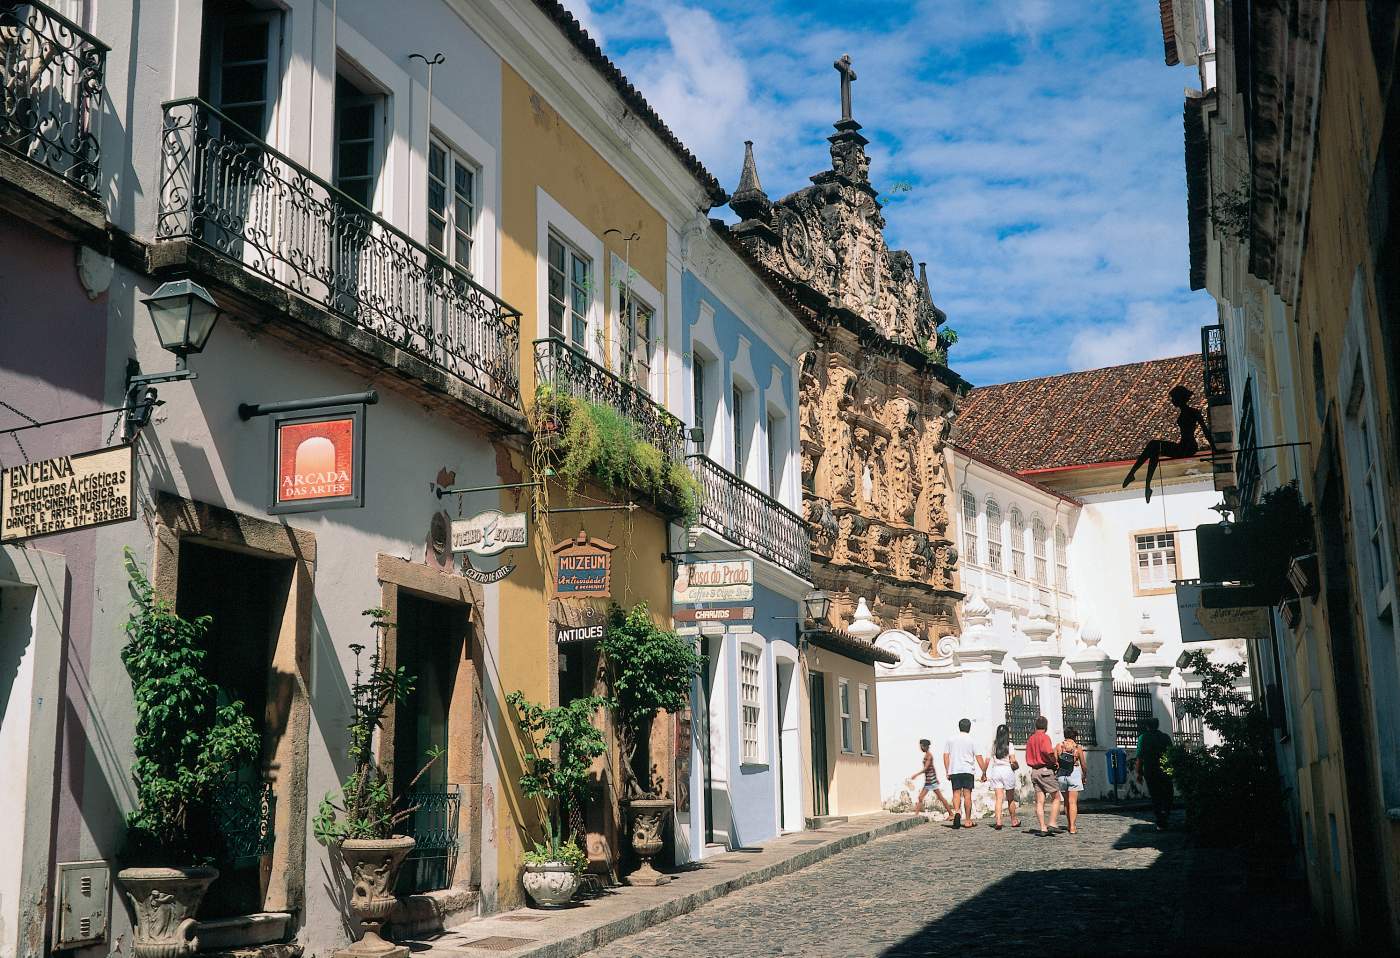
808, 672, 830, 818
176, 540, 290, 918
775, 652, 803, 832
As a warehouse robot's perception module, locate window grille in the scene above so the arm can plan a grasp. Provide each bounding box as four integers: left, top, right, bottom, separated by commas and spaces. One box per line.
1172, 687, 1205, 748
1113, 682, 1154, 749
1060, 677, 1097, 746
1003, 672, 1039, 743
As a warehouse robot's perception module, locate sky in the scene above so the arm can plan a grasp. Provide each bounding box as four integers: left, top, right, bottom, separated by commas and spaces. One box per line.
570, 0, 1216, 386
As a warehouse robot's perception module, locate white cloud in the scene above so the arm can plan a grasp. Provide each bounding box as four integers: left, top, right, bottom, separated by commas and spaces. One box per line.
1066, 301, 1213, 371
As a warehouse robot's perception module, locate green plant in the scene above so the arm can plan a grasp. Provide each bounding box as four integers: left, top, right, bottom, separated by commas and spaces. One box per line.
600, 602, 703, 799
120, 548, 260, 866
522, 824, 588, 873
506, 690, 610, 845
939, 326, 959, 347
1167, 651, 1288, 850
1235, 482, 1315, 601
313, 609, 442, 844
1213, 185, 1251, 241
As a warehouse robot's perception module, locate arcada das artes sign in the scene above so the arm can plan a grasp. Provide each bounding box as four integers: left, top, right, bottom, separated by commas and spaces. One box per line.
267, 405, 366, 515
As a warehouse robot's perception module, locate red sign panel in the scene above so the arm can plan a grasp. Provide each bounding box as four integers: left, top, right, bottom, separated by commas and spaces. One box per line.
267, 405, 366, 514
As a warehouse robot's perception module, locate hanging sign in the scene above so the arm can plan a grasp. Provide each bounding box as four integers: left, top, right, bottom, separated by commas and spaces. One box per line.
552, 531, 615, 597
451, 510, 527, 556
268, 405, 365, 515
672, 559, 753, 604
1, 444, 136, 543
555, 622, 605, 644
1175, 582, 1272, 643
461, 559, 516, 584
672, 606, 754, 623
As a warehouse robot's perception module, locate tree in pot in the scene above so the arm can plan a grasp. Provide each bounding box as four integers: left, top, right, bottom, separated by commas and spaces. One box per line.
599, 602, 702, 884
117, 549, 260, 958
313, 609, 441, 958
505, 691, 609, 906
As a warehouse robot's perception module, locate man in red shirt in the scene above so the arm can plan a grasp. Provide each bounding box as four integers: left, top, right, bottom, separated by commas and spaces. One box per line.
1024, 715, 1061, 836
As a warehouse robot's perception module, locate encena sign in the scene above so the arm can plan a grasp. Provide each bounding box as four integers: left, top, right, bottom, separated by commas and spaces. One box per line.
1, 444, 136, 542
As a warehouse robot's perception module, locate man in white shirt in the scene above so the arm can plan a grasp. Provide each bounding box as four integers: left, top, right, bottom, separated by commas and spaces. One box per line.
943, 718, 983, 829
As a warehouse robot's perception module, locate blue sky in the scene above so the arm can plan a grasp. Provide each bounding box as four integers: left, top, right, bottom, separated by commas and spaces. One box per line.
571, 0, 1215, 386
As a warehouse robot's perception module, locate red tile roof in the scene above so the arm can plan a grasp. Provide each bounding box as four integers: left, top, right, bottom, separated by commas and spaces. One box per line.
953, 354, 1205, 473
1160, 0, 1180, 66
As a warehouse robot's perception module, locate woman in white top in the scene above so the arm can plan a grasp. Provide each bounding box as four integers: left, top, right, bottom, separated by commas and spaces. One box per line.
979, 723, 1021, 830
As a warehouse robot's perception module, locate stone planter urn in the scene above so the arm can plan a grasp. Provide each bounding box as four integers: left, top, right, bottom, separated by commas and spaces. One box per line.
624, 798, 672, 886
336, 835, 416, 958
521, 862, 582, 907
117, 866, 218, 958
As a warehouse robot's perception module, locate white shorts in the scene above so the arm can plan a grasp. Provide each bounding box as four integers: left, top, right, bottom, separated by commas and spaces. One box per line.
987, 766, 1017, 791
1057, 768, 1083, 792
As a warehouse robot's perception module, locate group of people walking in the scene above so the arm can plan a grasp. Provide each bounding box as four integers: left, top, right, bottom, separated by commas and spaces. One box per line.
907, 716, 1093, 837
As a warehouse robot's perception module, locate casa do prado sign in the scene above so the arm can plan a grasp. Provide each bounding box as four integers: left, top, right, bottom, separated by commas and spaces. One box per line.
1, 444, 136, 543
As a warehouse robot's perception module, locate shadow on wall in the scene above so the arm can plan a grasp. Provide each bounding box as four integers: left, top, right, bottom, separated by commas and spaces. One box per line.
878, 813, 1317, 956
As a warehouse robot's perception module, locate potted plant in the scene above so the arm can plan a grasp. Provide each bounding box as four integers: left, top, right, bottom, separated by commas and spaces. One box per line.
313, 610, 440, 957
506, 691, 609, 906
116, 550, 260, 957
599, 603, 702, 885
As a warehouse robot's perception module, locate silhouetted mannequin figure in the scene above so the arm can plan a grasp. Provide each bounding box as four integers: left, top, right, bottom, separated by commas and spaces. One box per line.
1122, 385, 1216, 503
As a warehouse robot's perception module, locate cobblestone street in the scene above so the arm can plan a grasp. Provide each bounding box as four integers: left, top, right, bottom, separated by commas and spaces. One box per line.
584, 810, 1318, 958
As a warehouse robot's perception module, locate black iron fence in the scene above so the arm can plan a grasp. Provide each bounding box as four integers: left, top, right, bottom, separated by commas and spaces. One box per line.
1060, 676, 1097, 747
398, 785, 462, 895
1172, 686, 1206, 748
0, 0, 106, 190
212, 778, 275, 870
1003, 671, 1039, 743
1113, 681, 1155, 749
534, 337, 685, 463
687, 454, 811, 579
156, 98, 522, 409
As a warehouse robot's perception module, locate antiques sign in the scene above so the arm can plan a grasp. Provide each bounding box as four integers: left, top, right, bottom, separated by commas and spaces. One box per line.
552, 531, 615, 597
452, 510, 527, 556
556, 623, 605, 645
1, 444, 135, 543
673, 559, 754, 604
1175, 582, 1272, 643
269, 405, 365, 514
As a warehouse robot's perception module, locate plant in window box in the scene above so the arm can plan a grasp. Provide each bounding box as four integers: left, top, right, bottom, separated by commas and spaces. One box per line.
600, 602, 703, 885
116, 549, 261, 958
312, 609, 442, 958
1235, 483, 1316, 604
505, 691, 609, 906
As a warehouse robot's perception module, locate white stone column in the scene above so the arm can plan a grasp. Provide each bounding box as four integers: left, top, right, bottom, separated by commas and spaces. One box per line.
953, 595, 1009, 745
1126, 612, 1174, 731
1013, 602, 1065, 738
1067, 622, 1118, 751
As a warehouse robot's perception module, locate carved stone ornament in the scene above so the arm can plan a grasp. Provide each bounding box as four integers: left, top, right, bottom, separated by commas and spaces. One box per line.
625, 798, 673, 887
336, 836, 416, 957
117, 866, 218, 958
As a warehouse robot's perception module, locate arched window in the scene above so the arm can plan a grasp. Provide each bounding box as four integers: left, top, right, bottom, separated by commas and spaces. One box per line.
1032, 517, 1048, 583
1009, 507, 1026, 577
961, 492, 979, 566
986, 498, 1003, 571
1054, 526, 1068, 590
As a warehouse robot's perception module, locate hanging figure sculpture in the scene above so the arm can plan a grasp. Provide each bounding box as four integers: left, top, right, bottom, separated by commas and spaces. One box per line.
1122, 385, 1217, 503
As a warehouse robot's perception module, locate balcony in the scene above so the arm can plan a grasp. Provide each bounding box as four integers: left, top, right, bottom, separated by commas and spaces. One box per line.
156, 98, 521, 411
1201, 324, 1236, 491
533, 337, 685, 464
0, 1, 106, 192
688, 454, 812, 579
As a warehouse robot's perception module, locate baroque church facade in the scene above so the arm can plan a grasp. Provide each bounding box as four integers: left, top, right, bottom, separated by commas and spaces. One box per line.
725, 57, 972, 646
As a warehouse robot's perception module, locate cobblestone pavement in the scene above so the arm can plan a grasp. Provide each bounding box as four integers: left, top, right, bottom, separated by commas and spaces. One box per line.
583, 809, 1318, 957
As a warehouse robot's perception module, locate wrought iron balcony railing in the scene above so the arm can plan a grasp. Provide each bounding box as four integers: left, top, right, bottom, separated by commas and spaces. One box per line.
0, 1, 107, 191
688, 454, 811, 579
533, 338, 685, 463
1201, 323, 1230, 403
157, 98, 521, 409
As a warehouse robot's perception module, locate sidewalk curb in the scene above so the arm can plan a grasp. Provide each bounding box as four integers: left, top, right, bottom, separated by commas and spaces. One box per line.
511, 815, 927, 958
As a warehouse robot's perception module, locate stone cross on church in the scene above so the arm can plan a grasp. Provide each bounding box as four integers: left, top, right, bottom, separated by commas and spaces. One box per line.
726, 52, 973, 648
834, 54, 857, 124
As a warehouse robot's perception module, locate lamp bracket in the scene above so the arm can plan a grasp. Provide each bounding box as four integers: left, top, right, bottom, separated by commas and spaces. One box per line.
238, 390, 379, 421
127, 369, 196, 389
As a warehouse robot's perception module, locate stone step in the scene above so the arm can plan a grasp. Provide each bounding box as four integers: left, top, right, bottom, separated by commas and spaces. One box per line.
804, 815, 849, 829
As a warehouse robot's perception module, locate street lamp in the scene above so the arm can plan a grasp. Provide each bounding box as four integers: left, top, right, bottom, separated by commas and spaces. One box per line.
123, 279, 224, 440
801, 589, 832, 629
141, 279, 222, 371
1122, 642, 1143, 664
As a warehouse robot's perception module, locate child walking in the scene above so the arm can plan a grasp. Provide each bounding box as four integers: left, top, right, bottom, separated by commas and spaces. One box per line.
908, 738, 954, 817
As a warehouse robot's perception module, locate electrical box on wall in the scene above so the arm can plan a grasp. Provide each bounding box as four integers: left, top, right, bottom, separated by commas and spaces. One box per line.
55, 860, 110, 949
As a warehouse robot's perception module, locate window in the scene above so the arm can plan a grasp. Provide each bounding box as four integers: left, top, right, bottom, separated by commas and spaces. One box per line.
1033, 517, 1048, 584
838, 678, 852, 752
858, 684, 872, 754
1009, 508, 1026, 577
962, 492, 979, 566
1134, 532, 1179, 592
692, 355, 706, 440
205, 6, 281, 140
1055, 526, 1068, 590
547, 234, 590, 349
334, 74, 383, 211
428, 138, 475, 274
986, 499, 1003, 571
740, 646, 763, 763
732, 385, 746, 476
767, 413, 779, 499
618, 286, 655, 393
1358, 416, 1388, 599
